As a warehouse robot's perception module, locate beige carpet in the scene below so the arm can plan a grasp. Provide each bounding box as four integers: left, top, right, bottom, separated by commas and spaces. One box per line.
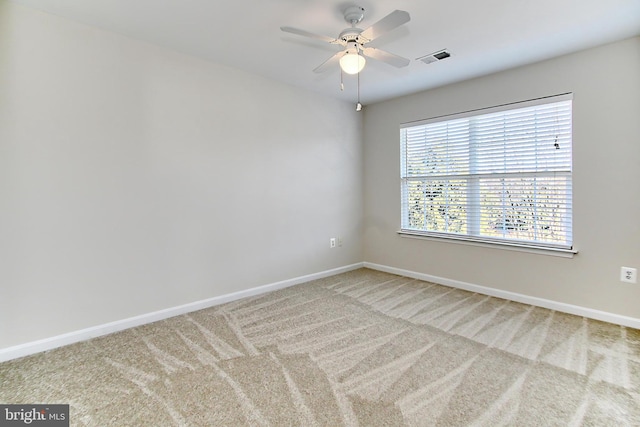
1, 268, 639, 426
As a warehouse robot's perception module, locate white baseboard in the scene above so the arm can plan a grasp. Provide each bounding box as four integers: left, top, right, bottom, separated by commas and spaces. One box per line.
5, 261, 635, 363
363, 262, 640, 329
0, 263, 364, 363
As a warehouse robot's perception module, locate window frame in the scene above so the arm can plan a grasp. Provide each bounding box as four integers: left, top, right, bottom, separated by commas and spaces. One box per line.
398, 93, 576, 257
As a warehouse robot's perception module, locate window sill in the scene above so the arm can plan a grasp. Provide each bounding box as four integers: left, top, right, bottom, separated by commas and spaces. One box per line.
397, 230, 578, 258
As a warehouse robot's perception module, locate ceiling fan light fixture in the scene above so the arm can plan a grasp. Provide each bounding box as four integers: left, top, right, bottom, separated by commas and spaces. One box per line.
339, 51, 366, 75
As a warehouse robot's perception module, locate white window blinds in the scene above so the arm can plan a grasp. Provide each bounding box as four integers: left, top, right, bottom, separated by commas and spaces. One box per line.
400, 94, 573, 250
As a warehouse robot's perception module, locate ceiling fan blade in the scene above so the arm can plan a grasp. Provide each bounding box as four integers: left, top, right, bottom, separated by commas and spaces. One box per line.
313, 51, 344, 73
360, 10, 410, 42
362, 47, 410, 68
280, 26, 337, 44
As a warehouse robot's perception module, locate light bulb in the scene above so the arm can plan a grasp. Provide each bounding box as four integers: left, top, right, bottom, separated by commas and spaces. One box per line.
339, 52, 366, 75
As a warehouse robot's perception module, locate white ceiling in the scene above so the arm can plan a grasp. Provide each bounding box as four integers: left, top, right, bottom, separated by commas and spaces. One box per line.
9, 0, 640, 104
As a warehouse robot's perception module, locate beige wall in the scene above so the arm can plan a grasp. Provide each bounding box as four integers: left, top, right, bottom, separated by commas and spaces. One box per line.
0, 2, 363, 349
363, 36, 640, 319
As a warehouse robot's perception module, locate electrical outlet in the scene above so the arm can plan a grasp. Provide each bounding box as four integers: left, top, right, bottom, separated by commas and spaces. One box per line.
330, 238, 336, 248
620, 267, 637, 284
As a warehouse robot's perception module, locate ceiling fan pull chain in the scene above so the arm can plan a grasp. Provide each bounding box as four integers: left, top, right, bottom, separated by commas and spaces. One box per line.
356, 69, 363, 112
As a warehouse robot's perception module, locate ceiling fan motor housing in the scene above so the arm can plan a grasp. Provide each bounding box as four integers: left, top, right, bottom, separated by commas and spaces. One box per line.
339, 28, 366, 45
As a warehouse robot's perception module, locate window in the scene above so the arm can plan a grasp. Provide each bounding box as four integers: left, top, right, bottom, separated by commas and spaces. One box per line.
400, 94, 573, 251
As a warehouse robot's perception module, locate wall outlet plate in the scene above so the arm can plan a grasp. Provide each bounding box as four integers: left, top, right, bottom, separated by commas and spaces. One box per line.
620, 267, 637, 283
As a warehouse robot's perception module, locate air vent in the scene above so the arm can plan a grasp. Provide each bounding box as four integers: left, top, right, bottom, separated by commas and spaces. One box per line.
417, 49, 452, 65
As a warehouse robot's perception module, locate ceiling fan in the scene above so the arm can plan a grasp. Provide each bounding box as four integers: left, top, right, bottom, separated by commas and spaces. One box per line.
281, 5, 411, 75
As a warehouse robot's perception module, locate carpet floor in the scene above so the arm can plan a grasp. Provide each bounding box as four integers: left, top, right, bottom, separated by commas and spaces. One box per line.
1, 268, 639, 426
